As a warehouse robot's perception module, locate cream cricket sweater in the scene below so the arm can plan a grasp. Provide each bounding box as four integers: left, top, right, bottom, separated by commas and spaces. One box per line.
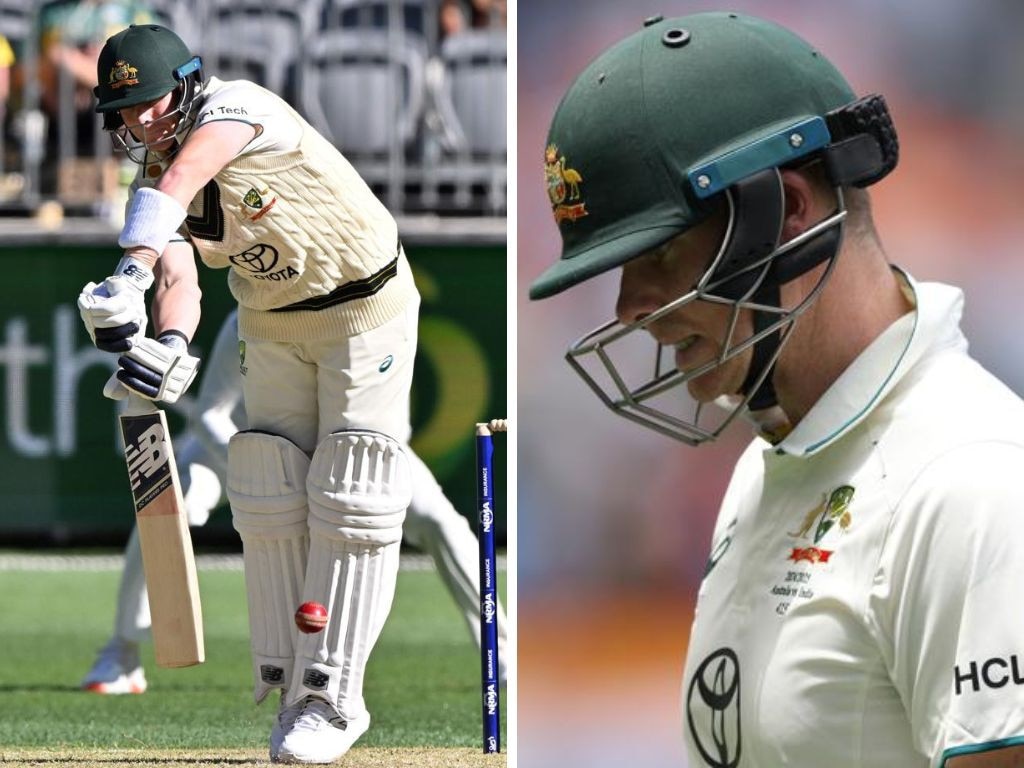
138, 77, 418, 342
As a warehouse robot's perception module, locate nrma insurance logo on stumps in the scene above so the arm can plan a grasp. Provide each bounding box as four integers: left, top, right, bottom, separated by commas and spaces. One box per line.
482, 592, 496, 624
481, 500, 493, 534
485, 682, 498, 716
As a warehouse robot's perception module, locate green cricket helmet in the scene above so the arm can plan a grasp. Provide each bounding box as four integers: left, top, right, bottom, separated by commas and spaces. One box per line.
531, 12, 898, 445
94, 24, 205, 162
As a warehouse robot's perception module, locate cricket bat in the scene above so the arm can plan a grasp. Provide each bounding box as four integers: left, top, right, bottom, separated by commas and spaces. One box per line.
119, 395, 205, 668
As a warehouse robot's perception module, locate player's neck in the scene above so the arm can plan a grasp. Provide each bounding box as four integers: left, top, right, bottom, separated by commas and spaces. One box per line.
773, 240, 913, 426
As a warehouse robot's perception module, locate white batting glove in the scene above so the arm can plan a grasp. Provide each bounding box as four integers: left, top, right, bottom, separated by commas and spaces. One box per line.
102, 371, 130, 402
115, 332, 201, 404
78, 256, 154, 352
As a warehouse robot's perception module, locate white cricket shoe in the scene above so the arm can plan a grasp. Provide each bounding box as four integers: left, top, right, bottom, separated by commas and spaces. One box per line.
80, 638, 147, 695
269, 695, 305, 762
274, 697, 370, 764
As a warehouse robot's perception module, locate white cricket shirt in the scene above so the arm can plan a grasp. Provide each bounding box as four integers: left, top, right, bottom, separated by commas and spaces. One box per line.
683, 275, 1024, 767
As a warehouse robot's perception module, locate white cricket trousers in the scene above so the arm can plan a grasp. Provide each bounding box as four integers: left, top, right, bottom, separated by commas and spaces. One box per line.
238, 297, 419, 450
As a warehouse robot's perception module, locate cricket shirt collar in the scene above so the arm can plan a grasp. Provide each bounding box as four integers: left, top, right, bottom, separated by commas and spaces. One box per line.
772, 269, 967, 457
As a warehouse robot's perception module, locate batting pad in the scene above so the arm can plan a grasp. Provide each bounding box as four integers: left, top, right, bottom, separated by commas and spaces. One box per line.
114, 526, 152, 643
227, 430, 311, 704
289, 431, 411, 718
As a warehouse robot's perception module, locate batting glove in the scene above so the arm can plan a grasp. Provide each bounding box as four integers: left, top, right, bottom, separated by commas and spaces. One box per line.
78, 257, 154, 353
113, 331, 201, 404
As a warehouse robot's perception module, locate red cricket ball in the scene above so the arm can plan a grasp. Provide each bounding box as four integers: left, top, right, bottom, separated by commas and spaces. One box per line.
294, 601, 329, 634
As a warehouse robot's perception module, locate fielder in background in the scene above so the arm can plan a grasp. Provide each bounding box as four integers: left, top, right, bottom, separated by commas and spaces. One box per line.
77, 24, 420, 763
81, 309, 509, 694
530, 12, 1024, 768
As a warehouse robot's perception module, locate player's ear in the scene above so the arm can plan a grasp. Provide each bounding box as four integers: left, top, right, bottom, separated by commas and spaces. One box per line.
779, 168, 827, 242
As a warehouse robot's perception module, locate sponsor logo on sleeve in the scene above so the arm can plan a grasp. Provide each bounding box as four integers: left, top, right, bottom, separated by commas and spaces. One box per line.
954, 655, 1024, 695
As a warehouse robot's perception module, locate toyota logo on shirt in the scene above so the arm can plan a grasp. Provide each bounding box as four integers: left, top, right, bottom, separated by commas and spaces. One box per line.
229, 243, 279, 274
687, 647, 741, 768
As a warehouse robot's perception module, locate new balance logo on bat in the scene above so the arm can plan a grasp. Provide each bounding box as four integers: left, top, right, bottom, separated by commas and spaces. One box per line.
126, 423, 168, 490
121, 415, 173, 511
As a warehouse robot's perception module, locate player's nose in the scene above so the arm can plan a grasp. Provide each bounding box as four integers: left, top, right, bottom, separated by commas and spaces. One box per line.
615, 261, 661, 325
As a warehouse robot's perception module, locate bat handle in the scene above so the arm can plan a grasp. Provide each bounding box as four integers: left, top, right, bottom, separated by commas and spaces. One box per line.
124, 391, 158, 416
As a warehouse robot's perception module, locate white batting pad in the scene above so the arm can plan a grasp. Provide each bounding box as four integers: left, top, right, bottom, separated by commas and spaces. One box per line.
289, 431, 412, 718
114, 526, 152, 643
227, 430, 311, 704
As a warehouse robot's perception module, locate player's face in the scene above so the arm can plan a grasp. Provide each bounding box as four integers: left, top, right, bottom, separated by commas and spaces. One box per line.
119, 90, 180, 151
615, 212, 755, 403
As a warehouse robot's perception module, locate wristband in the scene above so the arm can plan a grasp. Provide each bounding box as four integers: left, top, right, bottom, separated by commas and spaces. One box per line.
114, 254, 155, 292
157, 329, 190, 349
118, 187, 188, 254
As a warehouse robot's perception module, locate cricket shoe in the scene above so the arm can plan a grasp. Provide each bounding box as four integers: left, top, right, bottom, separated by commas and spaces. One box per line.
274, 697, 370, 764
269, 696, 305, 762
80, 638, 147, 694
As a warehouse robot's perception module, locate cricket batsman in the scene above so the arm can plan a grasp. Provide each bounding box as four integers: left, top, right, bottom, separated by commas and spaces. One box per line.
530, 12, 1024, 767
81, 309, 509, 697
77, 23, 420, 763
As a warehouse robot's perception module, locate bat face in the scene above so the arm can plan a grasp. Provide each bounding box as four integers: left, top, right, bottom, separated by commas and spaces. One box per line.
120, 404, 205, 668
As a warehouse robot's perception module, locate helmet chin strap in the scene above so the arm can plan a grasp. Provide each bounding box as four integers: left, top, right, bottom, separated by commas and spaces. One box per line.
709, 168, 845, 411
742, 321, 782, 410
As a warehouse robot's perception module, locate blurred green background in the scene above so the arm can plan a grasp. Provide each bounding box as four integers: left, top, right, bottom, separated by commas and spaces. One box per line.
0, 234, 507, 546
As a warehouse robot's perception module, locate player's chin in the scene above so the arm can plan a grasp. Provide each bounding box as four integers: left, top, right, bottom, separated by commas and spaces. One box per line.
684, 360, 746, 404
146, 136, 175, 152
685, 370, 729, 404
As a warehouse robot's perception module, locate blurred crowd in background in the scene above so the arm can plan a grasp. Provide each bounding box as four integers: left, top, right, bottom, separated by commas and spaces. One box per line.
517, 1, 1024, 766
0, 0, 507, 220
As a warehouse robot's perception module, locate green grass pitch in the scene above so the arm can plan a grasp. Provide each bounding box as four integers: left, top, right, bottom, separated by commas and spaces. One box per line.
0, 560, 507, 752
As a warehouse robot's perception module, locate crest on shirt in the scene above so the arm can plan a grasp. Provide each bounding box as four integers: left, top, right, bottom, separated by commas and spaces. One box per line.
786, 484, 854, 565
240, 184, 277, 222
